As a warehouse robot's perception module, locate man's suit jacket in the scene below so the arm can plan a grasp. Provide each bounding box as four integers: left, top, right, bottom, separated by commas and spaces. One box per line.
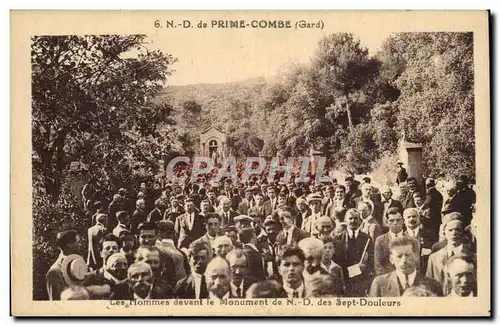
163, 206, 185, 223
112, 223, 129, 238
192, 233, 214, 261
232, 277, 258, 298
426, 245, 469, 295
110, 278, 173, 300
46, 254, 66, 301
369, 270, 442, 297
354, 197, 383, 225
422, 187, 443, 233
147, 208, 164, 224
131, 208, 147, 234
296, 208, 311, 230
324, 198, 354, 218
359, 216, 382, 242
402, 190, 418, 210
333, 230, 374, 279
243, 243, 265, 281
396, 168, 408, 185
263, 198, 279, 217
374, 232, 409, 276
176, 212, 206, 249
87, 223, 106, 269
217, 209, 238, 227
276, 227, 310, 247
173, 273, 209, 299
248, 205, 265, 217
442, 192, 474, 226
238, 199, 254, 215
107, 200, 122, 231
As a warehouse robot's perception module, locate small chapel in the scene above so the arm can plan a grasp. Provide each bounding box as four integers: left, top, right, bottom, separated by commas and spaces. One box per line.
199, 125, 230, 164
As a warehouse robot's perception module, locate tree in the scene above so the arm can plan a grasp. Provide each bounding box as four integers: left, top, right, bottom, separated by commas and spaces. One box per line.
32, 35, 178, 201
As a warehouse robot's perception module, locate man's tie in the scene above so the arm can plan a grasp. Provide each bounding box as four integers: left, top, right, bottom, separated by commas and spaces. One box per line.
200, 275, 208, 299
293, 291, 299, 298
236, 287, 242, 298
404, 274, 410, 290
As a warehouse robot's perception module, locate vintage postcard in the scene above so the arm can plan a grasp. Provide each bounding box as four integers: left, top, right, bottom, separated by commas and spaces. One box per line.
11, 10, 490, 316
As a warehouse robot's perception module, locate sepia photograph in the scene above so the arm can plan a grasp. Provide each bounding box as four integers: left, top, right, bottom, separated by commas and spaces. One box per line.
11, 10, 490, 316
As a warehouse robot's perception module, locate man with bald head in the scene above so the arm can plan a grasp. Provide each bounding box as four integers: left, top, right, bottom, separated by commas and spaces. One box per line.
298, 237, 343, 296
426, 212, 469, 294
205, 257, 234, 299
315, 215, 335, 240
110, 261, 173, 300
213, 235, 234, 259
226, 249, 257, 298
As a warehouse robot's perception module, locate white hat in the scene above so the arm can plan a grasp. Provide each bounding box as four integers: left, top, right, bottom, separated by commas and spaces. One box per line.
62, 254, 88, 286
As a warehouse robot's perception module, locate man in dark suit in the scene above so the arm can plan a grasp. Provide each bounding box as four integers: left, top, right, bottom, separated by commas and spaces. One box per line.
380, 186, 403, 231
163, 195, 185, 222
261, 217, 282, 277
147, 199, 166, 224
240, 227, 265, 281
345, 176, 362, 202
442, 180, 474, 226
87, 213, 107, 270
46, 230, 81, 300
191, 212, 221, 262
108, 194, 124, 232
110, 261, 173, 299
403, 208, 435, 272
295, 197, 310, 230
217, 197, 238, 228
421, 178, 443, 240
396, 161, 408, 185
354, 183, 383, 225
173, 242, 210, 299
176, 199, 206, 249
374, 207, 408, 276
263, 186, 279, 217
226, 249, 258, 298
276, 206, 310, 247
369, 236, 442, 297
238, 188, 255, 215
402, 177, 419, 209
248, 193, 266, 217
324, 185, 354, 219
131, 199, 147, 234
112, 211, 130, 238
446, 254, 477, 297
333, 208, 374, 297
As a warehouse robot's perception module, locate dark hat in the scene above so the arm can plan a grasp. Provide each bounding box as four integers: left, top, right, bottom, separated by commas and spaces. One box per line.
263, 217, 281, 227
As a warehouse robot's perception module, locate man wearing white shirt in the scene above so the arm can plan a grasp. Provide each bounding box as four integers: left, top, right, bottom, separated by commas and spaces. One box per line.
226, 249, 257, 298
205, 257, 233, 299
276, 208, 310, 247
278, 247, 306, 298
374, 208, 408, 275
369, 236, 442, 297
302, 194, 323, 236
380, 187, 403, 231
446, 255, 477, 297
173, 242, 209, 299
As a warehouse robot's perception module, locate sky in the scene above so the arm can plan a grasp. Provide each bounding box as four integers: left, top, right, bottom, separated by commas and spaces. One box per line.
144, 13, 398, 85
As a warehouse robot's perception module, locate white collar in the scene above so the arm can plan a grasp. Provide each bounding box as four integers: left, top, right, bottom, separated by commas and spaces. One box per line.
447, 243, 464, 257
133, 284, 153, 300
348, 228, 359, 238
209, 291, 230, 300
207, 233, 216, 241
407, 226, 421, 237
362, 215, 373, 223
283, 281, 304, 298
396, 269, 417, 288
192, 272, 202, 280
321, 260, 339, 273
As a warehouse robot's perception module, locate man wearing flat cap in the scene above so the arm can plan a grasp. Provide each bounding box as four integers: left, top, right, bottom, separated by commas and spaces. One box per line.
426, 212, 469, 294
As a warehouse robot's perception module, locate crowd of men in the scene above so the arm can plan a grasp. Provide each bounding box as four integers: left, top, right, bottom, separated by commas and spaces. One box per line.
46, 165, 478, 300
